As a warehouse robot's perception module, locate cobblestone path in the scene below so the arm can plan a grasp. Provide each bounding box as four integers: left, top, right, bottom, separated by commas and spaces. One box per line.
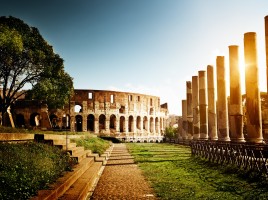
90, 143, 157, 200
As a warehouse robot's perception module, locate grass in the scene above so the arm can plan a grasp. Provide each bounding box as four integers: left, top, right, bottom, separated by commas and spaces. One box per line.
71, 135, 111, 155
127, 143, 268, 200
0, 126, 111, 199
0, 142, 72, 200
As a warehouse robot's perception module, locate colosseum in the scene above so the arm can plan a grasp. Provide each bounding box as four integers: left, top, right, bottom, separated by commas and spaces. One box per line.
12, 89, 169, 142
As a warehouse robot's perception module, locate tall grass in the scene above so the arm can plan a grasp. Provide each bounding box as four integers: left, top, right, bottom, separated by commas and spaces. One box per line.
127, 143, 268, 200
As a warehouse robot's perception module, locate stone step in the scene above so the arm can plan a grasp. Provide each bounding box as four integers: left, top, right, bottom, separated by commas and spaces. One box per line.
0, 133, 34, 141
52, 138, 71, 145
58, 161, 103, 200
55, 142, 77, 150
30, 157, 95, 200
71, 149, 92, 163
68, 146, 85, 155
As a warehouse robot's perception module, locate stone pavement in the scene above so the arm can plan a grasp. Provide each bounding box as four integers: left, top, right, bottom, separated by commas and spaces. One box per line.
90, 143, 157, 200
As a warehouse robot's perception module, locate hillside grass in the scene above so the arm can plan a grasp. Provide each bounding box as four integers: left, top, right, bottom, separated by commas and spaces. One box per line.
0, 126, 111, 199
71, 135, 111, 155
0, 142, 72, 200
127, 143, 268, 200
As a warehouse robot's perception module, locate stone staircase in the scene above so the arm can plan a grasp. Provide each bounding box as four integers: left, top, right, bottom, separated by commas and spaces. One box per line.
30, 134, 113, 200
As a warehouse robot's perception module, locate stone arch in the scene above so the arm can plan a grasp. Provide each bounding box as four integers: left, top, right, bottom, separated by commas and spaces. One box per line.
129, 115, 134, 132
75, 115, 83, 132
99, 114, 106, 132
16, 114, 25, 128
136, 116, 141, 130
74, 103, 83, 113
87, 114, 95, 132
110, 114, 116, 130
120, 116, 125, 132
119, 106, 125, 114
143, 116, 148, 131
50, 114, 59, 129
30, 113, 40, 127
150, 117, 154, 133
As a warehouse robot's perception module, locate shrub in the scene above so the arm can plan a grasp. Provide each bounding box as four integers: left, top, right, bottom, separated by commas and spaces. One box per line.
0, 142, 71, 200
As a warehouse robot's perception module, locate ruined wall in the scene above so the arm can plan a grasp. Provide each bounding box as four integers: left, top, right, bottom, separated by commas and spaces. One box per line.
12, 89, 169, 142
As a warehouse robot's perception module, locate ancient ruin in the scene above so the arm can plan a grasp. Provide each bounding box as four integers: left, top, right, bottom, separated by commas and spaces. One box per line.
12, 89, 169, 142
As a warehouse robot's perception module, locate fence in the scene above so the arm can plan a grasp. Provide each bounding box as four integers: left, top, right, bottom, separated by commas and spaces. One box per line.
190, 140, 268, 176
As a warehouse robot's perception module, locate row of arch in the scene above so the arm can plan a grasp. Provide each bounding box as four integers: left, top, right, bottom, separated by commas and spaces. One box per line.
76, 114, 164, 134
13, 112, 165, 136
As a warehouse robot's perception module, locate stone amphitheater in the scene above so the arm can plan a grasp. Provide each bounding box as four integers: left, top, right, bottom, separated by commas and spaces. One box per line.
12, 89, 169, 143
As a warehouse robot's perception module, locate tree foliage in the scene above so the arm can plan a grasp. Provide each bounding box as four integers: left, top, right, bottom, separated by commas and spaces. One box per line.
0, 16, 73, 124
164, 126, 177, 140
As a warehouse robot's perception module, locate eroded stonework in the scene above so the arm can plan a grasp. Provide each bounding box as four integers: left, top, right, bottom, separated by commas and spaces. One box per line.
13, 89, 169, 142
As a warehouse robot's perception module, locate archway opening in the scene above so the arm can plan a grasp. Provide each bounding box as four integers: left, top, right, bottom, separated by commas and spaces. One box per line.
120, 116, 125, 132
16, 114, 25, 128
87, 114, 94, 132
75, 115, 83, 132
99, 114, 106, 132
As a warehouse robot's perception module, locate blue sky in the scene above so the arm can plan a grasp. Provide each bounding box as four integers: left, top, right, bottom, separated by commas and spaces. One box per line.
1, 0, 268, 115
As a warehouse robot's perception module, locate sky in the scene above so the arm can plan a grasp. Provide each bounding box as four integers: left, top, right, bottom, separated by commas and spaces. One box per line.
1, 0, 268, 115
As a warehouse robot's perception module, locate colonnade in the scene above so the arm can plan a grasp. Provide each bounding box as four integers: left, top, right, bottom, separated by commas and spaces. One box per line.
179, 16, 268, 144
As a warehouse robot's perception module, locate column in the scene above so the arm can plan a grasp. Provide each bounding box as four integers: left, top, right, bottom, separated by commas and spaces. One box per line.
186, 81, 193, 140
94, 117, 99, 134
229, 45, 245, 142
182, 100, 188, 140
265, 16, 268, 93
216, 56, 230, 141
207, 65, 218, 141
116, 116, 120, 132
140, 118, 144, 135
178, 117, 183, 141
244, 32, 263, 143
198, 71, 208, 140
192, 76, 200, 140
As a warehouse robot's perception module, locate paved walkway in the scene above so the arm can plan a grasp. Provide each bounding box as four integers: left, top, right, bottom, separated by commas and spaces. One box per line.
90, 143, 157, 200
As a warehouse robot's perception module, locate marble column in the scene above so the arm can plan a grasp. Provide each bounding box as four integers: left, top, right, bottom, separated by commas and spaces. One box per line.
207, 65, 218, 141
229, 45, 245, 142
192, 76, 200, 140
186, 81, 193, 140
244, 32, 263, 143
265, 16, 268, 93
182, 100, 188, 140
216, 56, 230, 141
198, 70, 208, 140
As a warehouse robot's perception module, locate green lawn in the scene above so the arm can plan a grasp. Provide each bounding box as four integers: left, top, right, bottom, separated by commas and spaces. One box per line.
127, 143, 268, 200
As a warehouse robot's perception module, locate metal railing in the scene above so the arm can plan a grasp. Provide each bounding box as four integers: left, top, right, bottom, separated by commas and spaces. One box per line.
190, 140, 268, 176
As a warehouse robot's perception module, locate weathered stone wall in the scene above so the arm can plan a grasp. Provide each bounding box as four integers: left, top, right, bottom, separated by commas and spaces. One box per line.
13, 89, 169, 143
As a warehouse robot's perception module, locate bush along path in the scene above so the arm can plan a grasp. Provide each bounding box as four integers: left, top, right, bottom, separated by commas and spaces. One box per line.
127, 143, 268, 200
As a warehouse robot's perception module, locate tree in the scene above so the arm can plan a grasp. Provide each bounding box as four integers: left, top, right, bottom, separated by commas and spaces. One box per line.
164, 126, 177, 141
0, 16, 73, 125
27, 68, 73, 109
